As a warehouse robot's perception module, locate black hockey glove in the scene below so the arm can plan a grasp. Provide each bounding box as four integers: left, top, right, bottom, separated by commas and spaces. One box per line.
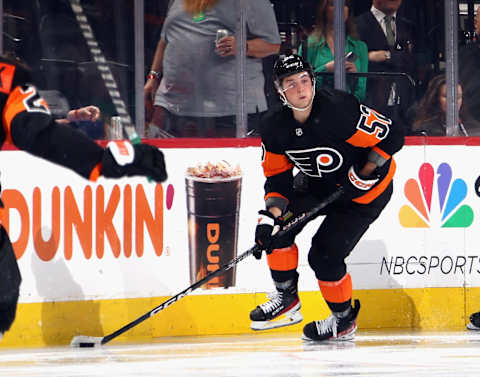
343, 165, 379, 200
101, 141, 167, 182
254, 210, 282, 259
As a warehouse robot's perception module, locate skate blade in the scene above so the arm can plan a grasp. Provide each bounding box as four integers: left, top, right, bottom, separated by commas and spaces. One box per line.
467, 322, 480, 331
301, 333, 356, 342
251, 310, 303, 331
301, 325, 357, 342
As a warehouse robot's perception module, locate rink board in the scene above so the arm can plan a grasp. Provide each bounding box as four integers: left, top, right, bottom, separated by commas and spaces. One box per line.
1, 286, 477, 347
2, 137, 480, 347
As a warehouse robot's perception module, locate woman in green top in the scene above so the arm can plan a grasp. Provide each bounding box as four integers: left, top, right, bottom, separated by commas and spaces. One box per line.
299, 0, 368, 102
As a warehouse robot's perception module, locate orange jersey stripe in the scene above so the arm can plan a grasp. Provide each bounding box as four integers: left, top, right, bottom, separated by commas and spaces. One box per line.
3, 86, 26, 144
0, 63, 16, 94
372, 146, 391, 161
262, 150, 293, 178
346, 129, 380, 148
265, 191, 289, 203
318, 273, 352, 304
89, 163, 102, 182
353, 159, 396, 204
267, 244, 298, 271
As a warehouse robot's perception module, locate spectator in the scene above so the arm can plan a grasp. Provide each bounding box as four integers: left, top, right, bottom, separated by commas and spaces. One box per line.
477, 10, 480, 37
144, 0, 281, 138
55, 106, 101, 125
55, 105, 104, 140
355, 0, 417, 133
459, 11, 480, 135
299, 0, 368, 102
411, 74, 477, 136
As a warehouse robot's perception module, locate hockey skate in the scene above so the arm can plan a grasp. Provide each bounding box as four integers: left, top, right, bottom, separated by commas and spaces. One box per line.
467, 311, 480, 330
250, 283, 302, 331
302, 299, 360, 341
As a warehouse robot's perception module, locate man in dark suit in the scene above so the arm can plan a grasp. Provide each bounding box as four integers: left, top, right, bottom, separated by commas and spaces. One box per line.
355, 0, 416, 133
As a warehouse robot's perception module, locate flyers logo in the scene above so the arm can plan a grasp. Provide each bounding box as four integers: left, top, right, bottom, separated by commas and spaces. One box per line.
286, 147, 343, 177
0, 63, 15, 94
357, 104, 391, 140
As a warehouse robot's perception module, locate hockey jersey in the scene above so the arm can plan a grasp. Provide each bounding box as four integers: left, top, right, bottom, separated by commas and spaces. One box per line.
0, 56, 104, 180
260, 88, 404, 208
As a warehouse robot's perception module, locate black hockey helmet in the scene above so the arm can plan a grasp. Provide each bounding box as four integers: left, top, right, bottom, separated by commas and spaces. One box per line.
273, 54, 314, 88
273, 54, 316, 111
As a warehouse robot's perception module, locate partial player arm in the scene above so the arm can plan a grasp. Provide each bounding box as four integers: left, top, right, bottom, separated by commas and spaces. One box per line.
339, 94, 404, 203
145, 38, 165, 104
4, 90, 167, 182
253, 120, 294, 257
261, 142, 294, 214
2, 79, 166, 182
55, 105, 101, 125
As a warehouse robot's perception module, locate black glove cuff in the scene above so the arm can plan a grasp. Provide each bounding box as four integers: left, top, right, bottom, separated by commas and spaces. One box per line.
348, 165, 379, 191
258, 210, 282, 226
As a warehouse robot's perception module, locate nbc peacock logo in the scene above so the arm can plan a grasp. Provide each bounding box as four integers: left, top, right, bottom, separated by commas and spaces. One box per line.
399, 162, 474, 228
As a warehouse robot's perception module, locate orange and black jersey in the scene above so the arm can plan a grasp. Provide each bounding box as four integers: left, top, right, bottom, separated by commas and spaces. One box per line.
260, 88, 404, 207
0, 57, 104, 180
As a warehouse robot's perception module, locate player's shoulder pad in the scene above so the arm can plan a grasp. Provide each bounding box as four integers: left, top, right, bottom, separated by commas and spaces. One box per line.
259, 105, 290, 154
259, 104, 283, 137
317, 88, 360, 116
317, 87, 359, 105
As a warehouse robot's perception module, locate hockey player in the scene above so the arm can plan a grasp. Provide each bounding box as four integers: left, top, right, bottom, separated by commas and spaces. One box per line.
250, 54, 404, 341
0, 56, 167, 338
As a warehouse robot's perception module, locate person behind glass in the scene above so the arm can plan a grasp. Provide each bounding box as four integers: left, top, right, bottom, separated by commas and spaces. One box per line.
355, 0, 416, 133
249, 54, 404, 341
298, 0, 368, 102
54, 106, 101, 125
144, 0, 281, 138
459, 10, 480, 135
411, 74, 468, 137
477, 11, 480, 39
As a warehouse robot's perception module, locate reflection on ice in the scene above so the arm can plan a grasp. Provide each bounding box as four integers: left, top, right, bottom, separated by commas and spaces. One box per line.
0, 331, 480, 376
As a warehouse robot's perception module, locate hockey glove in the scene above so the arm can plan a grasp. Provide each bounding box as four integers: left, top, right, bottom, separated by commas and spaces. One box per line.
343, 165, 379, 199
254, 210, 282, 259
101, 141, 167, 182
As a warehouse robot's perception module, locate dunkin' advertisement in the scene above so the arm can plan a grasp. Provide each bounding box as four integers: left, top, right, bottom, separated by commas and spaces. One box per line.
0, 147, 265, 304
4, 143, 480, 305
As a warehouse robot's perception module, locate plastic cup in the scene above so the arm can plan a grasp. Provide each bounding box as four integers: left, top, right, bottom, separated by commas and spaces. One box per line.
185, 174, 242, 289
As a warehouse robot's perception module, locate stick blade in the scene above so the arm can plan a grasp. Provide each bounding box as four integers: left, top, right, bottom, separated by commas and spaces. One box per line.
70, 335, 104, 348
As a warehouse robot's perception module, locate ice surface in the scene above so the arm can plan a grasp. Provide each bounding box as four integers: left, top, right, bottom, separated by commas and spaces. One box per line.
0, 330, 479, 376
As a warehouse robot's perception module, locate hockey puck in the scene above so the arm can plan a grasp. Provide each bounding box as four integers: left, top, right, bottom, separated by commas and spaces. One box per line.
78, 342, 95, 348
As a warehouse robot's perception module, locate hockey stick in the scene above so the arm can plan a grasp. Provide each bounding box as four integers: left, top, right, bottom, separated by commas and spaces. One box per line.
70, 187, 343, 348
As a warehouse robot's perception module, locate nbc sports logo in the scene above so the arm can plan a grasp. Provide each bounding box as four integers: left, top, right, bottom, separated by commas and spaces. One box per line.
399, 162, 474, 228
